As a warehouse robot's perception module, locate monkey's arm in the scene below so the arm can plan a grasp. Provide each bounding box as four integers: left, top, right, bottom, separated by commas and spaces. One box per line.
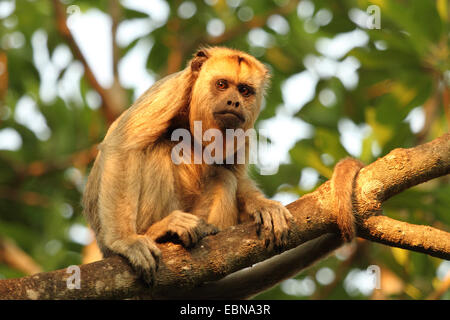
97, 148, 161, 283
236, 169, 293, 248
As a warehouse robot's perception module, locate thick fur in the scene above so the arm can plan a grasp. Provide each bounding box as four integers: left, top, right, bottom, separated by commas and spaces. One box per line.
82, 47, 293, 284
330, 158, 364, 241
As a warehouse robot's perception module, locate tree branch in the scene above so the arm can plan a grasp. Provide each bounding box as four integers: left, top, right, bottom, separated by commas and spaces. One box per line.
109, 0, 121, 78
173, 233, 343, 300
0, 237, 42, 276
0, 133, 449, 300
52, 0, 125, 124
0, 52, 8, 105
444, 84, 450, 127
360, 215, 450, 259
427, 272, 450, 300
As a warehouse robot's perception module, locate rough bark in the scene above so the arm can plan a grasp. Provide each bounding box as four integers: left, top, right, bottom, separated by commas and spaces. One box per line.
0, 133, 449, 300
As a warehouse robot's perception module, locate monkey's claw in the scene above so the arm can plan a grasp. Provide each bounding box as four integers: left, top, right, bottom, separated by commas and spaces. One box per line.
154, 210, 218, 248
251, 199, 293, 249
109, 235, 161, 286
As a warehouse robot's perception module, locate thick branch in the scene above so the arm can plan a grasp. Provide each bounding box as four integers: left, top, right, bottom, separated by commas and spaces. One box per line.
173, 234, 343, 300
0, 133, 449, 300
354, 133, 450, 206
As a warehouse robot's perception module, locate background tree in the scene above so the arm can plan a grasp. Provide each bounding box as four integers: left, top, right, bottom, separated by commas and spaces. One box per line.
0, 0, 448, 299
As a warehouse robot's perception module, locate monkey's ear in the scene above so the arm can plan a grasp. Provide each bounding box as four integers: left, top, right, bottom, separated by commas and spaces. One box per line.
191, 50, 209, 72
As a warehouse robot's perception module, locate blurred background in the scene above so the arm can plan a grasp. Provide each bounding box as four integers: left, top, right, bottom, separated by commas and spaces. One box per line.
0, 0, 449, 299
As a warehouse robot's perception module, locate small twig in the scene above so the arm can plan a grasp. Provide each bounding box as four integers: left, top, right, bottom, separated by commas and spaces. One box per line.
427, 273, 450, 300
109, 0, 121, 78
0, 187, 50, 207
6, 144, 98, 178
165, 17, 184, 75
310, 240, 362, 299
161, 0, 190, 76
443, 85, 450, 127
52, 0, 123, 124
416, 85, 439, 144
0, 52, 8, 105
0, 237, 42, 275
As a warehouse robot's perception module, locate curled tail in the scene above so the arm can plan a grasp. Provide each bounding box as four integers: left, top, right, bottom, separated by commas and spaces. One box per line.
330, 158, 364, 242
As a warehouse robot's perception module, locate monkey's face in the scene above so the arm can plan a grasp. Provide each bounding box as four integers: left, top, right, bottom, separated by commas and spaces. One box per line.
210, 77, 255, 131
190, 52, 268, 136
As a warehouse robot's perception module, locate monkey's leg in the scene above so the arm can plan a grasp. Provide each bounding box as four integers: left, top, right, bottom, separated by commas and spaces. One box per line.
145, 210, 218, 248
98, 150, 161, 285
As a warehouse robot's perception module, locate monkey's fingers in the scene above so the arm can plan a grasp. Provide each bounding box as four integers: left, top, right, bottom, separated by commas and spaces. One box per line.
115, 235, 161, 286
253, 210, 274, 248
253, 211, 263, 235
260, 209, 275, 250
173, 219, 219, 247
168, 222, 202, 247
198, 222, 219, 238
133, 250, 157, 285
271, 208, 290, 248
137, 243, 160, 286
253, 203, 293, 249
154, 211, 198, 246
160, 211, 219, 247
166, 225, 194, 247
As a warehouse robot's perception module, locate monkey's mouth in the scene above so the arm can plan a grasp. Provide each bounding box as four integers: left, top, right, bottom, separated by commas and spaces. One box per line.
214, 110, 245, 123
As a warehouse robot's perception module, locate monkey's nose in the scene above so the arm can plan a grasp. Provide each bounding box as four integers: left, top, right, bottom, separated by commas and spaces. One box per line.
227, 100, 240, 108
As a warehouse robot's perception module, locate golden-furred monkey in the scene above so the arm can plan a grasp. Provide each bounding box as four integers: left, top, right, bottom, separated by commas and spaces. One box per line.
83, 47, 360, 284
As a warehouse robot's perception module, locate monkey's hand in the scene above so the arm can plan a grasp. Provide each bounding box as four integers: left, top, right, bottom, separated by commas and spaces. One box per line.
108, 235, 161, 285
146, 210, 218, 248
247, 198, 293, 249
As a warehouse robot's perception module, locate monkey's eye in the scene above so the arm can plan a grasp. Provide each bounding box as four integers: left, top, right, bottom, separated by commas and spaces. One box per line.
238, 84, 254, 97
216, 79, 228, 90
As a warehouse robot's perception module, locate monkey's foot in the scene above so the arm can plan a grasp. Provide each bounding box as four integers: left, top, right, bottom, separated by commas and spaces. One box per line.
250, 199, 294, 249
147, 210, 218, 248
109, 235, 161, 285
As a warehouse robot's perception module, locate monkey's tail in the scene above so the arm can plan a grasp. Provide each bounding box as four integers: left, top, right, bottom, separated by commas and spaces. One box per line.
330, 158, 364, 242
